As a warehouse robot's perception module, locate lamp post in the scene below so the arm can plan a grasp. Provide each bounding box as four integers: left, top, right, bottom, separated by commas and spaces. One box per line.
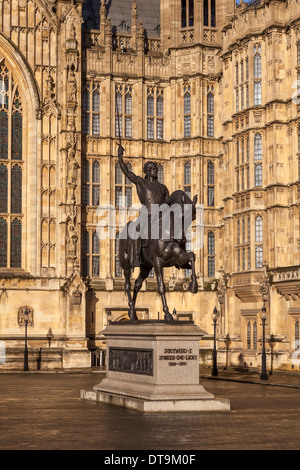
211, 307, 219, 377
260, 301, 268, 381
23, 307, 29, 372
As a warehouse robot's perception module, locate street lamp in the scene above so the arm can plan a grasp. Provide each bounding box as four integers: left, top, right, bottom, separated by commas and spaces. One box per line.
23, 307, 29, 372
211, 306, 219, 377
260, 301, 268, 381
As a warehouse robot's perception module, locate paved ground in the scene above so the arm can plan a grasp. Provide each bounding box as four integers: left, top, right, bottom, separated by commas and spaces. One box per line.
0, 368, 300, 450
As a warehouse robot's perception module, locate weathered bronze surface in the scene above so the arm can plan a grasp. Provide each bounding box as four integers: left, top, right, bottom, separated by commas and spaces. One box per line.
117, 145, 198, 323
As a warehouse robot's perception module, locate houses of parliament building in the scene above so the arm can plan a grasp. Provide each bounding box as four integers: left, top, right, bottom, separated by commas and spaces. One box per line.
0, 0, 300, 371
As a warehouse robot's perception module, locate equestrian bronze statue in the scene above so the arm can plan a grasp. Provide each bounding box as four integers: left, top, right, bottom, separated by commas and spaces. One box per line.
117, 145, 198, 323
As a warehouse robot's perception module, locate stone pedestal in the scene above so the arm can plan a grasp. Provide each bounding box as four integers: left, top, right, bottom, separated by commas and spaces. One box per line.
80, 321, 230, 412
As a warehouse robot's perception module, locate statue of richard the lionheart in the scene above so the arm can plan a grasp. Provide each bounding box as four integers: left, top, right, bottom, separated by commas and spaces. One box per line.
117, 145, 198, 323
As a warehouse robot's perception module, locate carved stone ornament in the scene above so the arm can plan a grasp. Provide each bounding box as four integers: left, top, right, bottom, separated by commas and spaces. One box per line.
18, 306, 34, 327
217, 267, 227, 304
72, 285, 82, 305
259, 264, 270, 302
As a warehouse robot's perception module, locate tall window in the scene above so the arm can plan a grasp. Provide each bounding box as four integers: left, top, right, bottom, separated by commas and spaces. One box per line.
184, 86, 191, 137
247, 321, 257, 349
181, 0, 194, 28
82, 159, 100, 206
82, 230, 100, 277
184, 161, 191, 198
254, 164, 262, 186
208, 232, 215, 277
115, 161, 132, 207
255, 215, 263, 242
82, 82, 100, 135
147, 88, 164, 140
203, 0, 208, 26
0, 61, 23, 269
203, 0, 215, 27
157, 164, 164, 184
254, 134, 262, 160
207, 89, 214, 137
115, 84, 132, 138
253, 45, 262, 105
255, 215, 263, 268
236, 88, 239, 113
207, 161, 214, 206
115, 232, 122, 277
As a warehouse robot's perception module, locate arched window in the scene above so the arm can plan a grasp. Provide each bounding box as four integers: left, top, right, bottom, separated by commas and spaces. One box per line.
125, 87, 132, 138
254, 45, 262, 105
82, 83, 100, 135
147, 88, 164, 140
254, 45, 261, 78
0, 61, 23, 269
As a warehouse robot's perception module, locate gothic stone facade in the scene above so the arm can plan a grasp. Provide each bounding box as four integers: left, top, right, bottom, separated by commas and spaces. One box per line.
0, 0, 300, 371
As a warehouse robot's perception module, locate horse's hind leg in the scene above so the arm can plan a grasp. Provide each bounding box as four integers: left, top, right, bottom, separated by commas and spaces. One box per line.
132, 264, 152, 307
153, 257, 174, 323
187, 251, 198, 294
123, 264, 137, 322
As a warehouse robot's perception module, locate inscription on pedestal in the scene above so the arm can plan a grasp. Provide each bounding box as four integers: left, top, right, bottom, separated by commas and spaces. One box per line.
159, 348, 198, 367
109, 347, 153, 376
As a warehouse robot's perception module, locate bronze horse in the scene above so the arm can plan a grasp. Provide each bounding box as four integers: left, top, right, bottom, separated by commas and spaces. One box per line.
118, 190, 198, 323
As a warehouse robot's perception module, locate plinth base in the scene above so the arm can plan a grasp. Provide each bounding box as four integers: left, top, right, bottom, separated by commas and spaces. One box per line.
80, 388, 230, 412
80, 321, 230, 413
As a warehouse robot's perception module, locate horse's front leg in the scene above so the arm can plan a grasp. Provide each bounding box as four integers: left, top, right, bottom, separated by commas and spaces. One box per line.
187, 251, 198, 294
132, 264, 152, 307
153, 257, 174, 323
124, 265, 137, 322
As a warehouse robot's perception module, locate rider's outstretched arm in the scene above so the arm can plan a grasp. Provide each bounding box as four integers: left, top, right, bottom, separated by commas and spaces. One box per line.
118, 145, 140, 184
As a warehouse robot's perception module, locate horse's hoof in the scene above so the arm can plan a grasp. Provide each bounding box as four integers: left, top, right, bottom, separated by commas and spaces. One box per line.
189, 281, 198, 294
129, 309, 138, 323
129, 315, 138, 323
164, 312, 174, 323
